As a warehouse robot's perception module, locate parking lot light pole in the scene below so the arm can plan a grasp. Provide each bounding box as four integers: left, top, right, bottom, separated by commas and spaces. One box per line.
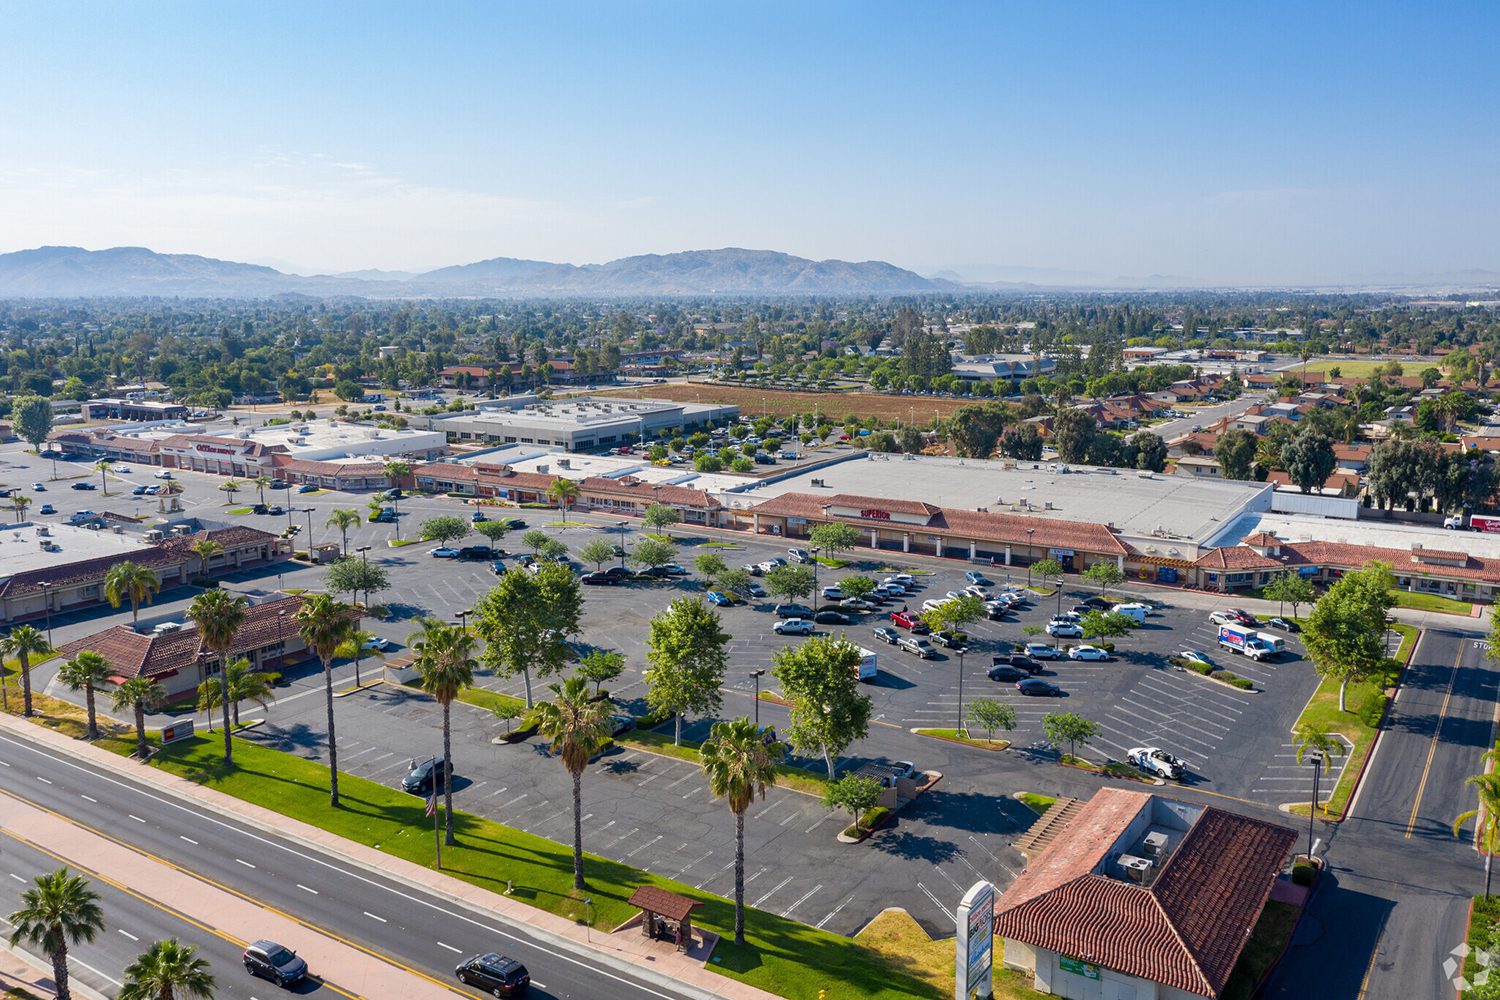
750, 669, 766, 727
955, 649, 966, 735
810, 546, 820, 614
1306, 749, 1323, 860
1026, 529, 1036, 586
617, 521, 629, 571
303, 507, 316, 549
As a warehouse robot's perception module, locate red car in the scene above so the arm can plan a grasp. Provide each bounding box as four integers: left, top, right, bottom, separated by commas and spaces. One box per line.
890, 611, 930, 634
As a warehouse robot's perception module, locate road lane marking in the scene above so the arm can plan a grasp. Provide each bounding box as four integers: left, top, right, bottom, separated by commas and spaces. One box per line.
437, 941, 461, 953
117, 928, 138, 941
364, 911, 387, 922
297, 884, 319, 894
179, 836, 198, 845
35, 777, 51, 784
1405, 645, 1463, 839
235, 858, 256, 868
128, 815, 146, 823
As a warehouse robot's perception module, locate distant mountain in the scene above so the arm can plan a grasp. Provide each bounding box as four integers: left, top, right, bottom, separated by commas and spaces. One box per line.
0, 245, 946, 298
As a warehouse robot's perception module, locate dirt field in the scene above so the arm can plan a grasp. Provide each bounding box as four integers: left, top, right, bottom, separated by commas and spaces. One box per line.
609, 382, 975, 424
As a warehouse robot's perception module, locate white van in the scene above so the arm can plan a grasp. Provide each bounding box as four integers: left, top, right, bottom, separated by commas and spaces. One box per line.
1112, 603, 1150, 625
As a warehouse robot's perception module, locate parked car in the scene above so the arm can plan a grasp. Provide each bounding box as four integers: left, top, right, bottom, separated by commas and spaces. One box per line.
1068, 645, 1109, 661
965, 571, 992, 585
243, 940, 308, 987
1179, 649, 1214, 667
996, 653, 1043, 675
581, 571, 616, 585
1017, 678, 1062, 696
814, 609, 850, 625
885, 573, 915, 587
773, 603, 813, 619
362, 636, 390, 651
1266, 617, 1301, 632
987, 663, 1028, 682
745, 581, 767, 598
840, 598, 875, 612
706, 590, 734, 607
898, 636, 936, 658
430, 547, 461, 558
1129, 746, 1188, 780
932, 629, 967, 649
872, 625, 900, 645
889, 611, 930, 634
788, 547, 810, 563
820, 586, 845, 601
964, 585, 993, 599
144, 484, 161, 494
71, 482, 96, 490
401, 757, 453, 794
921, 598, 952, 613
268, 480, 289, 490
1227, 608, 1259, 626
133, 485, 148, 495
265, 505, 285, 516
298, 483, 319, 493
774, 618, 815, 636
154, 470, 174, 479
743, 563, 763, 576
610, 715, 635, 737
38, 503, 55, 514
1025, 642, 1064, 660
114, 465, 131, 473
458, 545, 497, 560
491, 560, 507, 574
1046, 621, 1083, 638
658, 563, 689, 576
454, 953, 530, 997
471, 511, 489, 522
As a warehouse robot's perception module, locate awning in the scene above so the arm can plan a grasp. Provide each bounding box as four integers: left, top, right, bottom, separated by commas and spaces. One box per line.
627, 886, 700, 922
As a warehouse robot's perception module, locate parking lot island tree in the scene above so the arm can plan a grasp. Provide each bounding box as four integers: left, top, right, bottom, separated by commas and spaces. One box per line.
94, 458, 114, 495
58, 651, 112, 740
410, 618, 477, 846
1082, 560, 1125, 598
577, 649, 625, 697
1303, 562, 1396, 712
521, 529, 550, 556
823, 772, 882, 830
580, 538, 619, 573
717, 567, 754, 599
336, 628, 384, 688
1041, 711, 1100, 762
1263, 570, 1317, 619
474, 563, 582, 708
118, 938, 216, 1000
630, 536, 677, 574
324, 557, 388, 610
325, 508, 362, 556
252, 475, 272, 506
473, 519, 511, 548
968, 698, 1017, 742
920, 593, 985, 635
12, 395, 54, 455
530, 675, 614, 890
642, 502, 681, 538
547, 478, 581, 519
701, 717, 785, 945
694, 552, 728, 588
1080, 610, 1135, 642
7, 866, 105, 1000
765, 564, 815, 603
104, 560, 161, 626
110, 675, 165, 759
645, 597, 730, 745
187, 588, 248, 766
420, 515, 471, 546
216, 476, 238, 505
294, 593, 357, 806
839, 575, 877, 602
773, 636, 873, 779
809, 521, 861, 562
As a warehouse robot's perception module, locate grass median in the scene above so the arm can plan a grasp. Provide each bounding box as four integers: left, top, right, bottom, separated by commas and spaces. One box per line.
1387, 590, 1473, 615
124, 732, 933, 999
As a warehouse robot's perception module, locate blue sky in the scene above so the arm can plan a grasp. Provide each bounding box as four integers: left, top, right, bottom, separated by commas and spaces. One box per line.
1, 1, 1496, 284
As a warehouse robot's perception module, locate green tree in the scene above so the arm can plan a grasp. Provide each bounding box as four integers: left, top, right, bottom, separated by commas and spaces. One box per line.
12, 395, 54, 453
1080, 610, 1134, 641
529, 676, 613, 889
295, 594, 356, 805
58, 651, 112, 740
968, 698, 1017, 741
839, 575, 876, 601
547, 478, 580, 517
118, 938, 216, 1000
642, 503, 682, 537
252, 475, 272, 506
1215, 428, 1259, 480
188, 538, 221, 578
577, 649, 625, 696
6, 867, 105, 1000
104, 561, 161, 625
1281, 429, 1338, 494
822, 772, 882, 828
947, 403, 1009, 458
1031, 558, 1064, 585
1454, 766, 1500, 899
1303, 562, 1395, 712
701, 717, 784, 946
10, 494, 31, 523
764, 564, 815, 602
1293, 722, 1344, 819
475, 563, 581, 707
325, 508, 362, 556
1041, 711, 1099, 760
521, 528, 550, 555
0, 624, 49, 718
717, 567, 754, 598
1263, 571, 1316, 618
772, 636, 872, 778
580, 538, 619, 572
410, 618, 476, 845
921, 594, 985, 634
809, 521, 861, 561
110, 675, 165, 759
1130, 431, 1168, 472
695, 453, 725, 473
999, 423, 1044, 461
694, 552, 728, 587
645, 597, 730, 745
473, 519, 511, 546
186, 588, 247, 765
1050, 409, 1097, 464
420, 515, 470, 545
630, 536, 677, 573
1082, 561, 1124, 597
216, 477, 238, 504
196, 656, 277, 729
324, 557, 389, 608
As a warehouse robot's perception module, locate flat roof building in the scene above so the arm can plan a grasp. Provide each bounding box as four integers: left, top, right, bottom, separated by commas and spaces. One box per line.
83, 398, 189, 422
430, 396, 737, 451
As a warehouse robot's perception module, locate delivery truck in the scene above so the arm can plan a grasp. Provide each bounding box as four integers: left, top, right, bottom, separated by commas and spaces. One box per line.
1218, 624, 1276, 661
856, 647, 878, 681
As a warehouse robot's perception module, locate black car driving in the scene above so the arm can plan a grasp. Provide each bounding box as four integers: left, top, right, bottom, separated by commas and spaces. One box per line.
401, 757, 453, 794
455, 953, 530, 996
243, 940, 308, 987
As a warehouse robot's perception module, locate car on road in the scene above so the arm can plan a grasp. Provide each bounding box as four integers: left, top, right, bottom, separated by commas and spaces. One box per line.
889, 611, 930, 634
1266, 617, 1301, 632
932, 629, 967, 649
774, 618, 814, 636
1129, 746, 1187, 780
243, 940, 308, 987
987, 663, 1029, 682
995, 653, 1043, 675
1017, 677, 1062, 696
362, 636, 390, 651
30, 482, 44, 491
70, 481, 96, 490
1025, 642, 1064, 660
898, 635, 936, 658
1068, 645, 1108, 661
297, 483, 319, 493
1046, 621, 1083, 638
872, 625, 900, 645
1179, 649, 1214, 667
430, 546, 461, 558
401, 757, 453, 794
454, 953, 530, 997
813, 609, 850, 625
706, 590, 734, 607
773, 603, 813, 619
965, 571, 992, 585
38, 503, 55, 514
789, 547, 810, 563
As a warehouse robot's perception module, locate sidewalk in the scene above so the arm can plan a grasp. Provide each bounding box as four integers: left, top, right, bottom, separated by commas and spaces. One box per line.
0, 712, 776, 1000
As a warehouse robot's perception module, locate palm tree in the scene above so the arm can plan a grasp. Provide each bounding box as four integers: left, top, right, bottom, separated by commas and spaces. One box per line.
700, 717, 784, 945
528, 675, 612, 889
381, 460, 411, 516
218, 479, 240, 504
296, 594, 356, 807
104, 561, 162, 625
336, 628, 385, 689
157, 478, 184, 513
410, 618, 476, 846
11, 494, 30, 522
253, 475, 272, 506
111, 676, 165, 759
326, 508, 361, 557
58, 651, 113, 740
94, 458, 113, 494
119, 939, 216, 1000
1293, 722, 1344, 817
1455, 756, 1500, 899
186, 589, 247, 765
6, 867, 105, 1000
197, 657, 277, 729
188, 538, 222, 578
0, 624, 50, 718
548, 478, 580, 518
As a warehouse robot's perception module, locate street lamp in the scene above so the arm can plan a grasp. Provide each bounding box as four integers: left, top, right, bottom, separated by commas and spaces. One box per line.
583, 897, 594, 943
303, 507, 316, 549
955, 649, 966, 734
810, 546, 821, 614
457, 609, 471, 633
39, 582, 53, 647
1305, 749, 1324, 861
750, 669, 766, 727
617, 520, 629, 571
1025, 528, 1036, 586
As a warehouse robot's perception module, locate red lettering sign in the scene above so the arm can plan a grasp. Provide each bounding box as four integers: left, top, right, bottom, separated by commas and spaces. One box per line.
860, 509, 891, 520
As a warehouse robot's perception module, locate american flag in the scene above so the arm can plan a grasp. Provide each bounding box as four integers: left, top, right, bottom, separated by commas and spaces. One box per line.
425, 791, 436, 818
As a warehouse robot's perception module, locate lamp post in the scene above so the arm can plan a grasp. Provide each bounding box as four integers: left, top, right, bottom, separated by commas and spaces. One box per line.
303, 507, 316, 551
750, 669, 766, 728
1306, 749, 1324, 860
457, 609, 470, 634
1025, 528, 1036, 586
810, 546, 821, 614
955, 649, 966, 734
584, 897, 594, 943
39, 582, 53, 647
617, 520, 629, 571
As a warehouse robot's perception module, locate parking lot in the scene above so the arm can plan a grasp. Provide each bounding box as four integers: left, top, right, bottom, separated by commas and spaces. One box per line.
7, 442, 1326, 936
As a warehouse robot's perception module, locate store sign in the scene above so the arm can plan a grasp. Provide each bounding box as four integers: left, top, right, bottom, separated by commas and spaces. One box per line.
954, 881, 995, 1000
1048, 548, 1075, 557
196, 445, 238, 456
160, 721, 195, 745
860, 509, 891, 521
1059, 956, 1100, 980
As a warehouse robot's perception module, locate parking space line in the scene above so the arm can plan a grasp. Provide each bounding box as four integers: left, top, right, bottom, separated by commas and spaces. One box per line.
752, 875, 795, 907
816, 895, 855, 929
915, 882, 954, 923
780, 884, 823, 917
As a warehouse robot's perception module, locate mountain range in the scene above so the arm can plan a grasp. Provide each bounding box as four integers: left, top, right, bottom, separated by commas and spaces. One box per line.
0, 246, 951, 298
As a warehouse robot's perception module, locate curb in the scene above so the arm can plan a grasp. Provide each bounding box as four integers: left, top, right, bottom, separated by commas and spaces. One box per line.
1320, 625, 1423, 823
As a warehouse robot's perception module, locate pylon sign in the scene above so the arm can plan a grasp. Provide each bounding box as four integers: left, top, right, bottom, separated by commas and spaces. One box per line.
955, 880, 995, 1000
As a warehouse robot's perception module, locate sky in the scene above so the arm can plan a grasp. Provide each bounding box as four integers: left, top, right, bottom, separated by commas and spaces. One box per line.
1, 1, 1497, 286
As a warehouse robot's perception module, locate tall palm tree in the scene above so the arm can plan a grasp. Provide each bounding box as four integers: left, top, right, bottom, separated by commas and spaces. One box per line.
252, 475, 272, 506
700, 717, 783, 945
188, 538, 223, 578
410, 619, 476, 846
1293, 722, 1344, 817
296, 594, 356, 807
11, 494, 31, 522
196, 657, 277, 728
186, 589, 247, 765
104, 561, 162, 625
119, 939, 216, 1000
326, 508, 361, 557
529, 676, 611, 888
547, 478, 580, 518
6, 867, 105, 1000
0, 624, 50, 718
111, 676, 165, 759
218, 479, 240, 504
1454, 755, 1500, 900
94, 458, 113, 494
58, 651, 113, 740
381, 460, 411, 516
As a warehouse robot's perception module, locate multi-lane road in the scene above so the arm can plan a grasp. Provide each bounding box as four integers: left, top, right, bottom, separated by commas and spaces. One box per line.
0, 727, 703, 1000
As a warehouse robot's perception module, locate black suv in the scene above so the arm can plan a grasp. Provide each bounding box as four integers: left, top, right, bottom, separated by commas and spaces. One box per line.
458, 545, 497, 560
455, 953, 530, 996
401, 758, 453, 794
996, 654, 1043, 675
243, 940, 308, 986
773, 603, 813, 619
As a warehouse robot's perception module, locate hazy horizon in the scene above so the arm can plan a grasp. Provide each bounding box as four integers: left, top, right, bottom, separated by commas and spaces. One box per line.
3, 1, 1496, 286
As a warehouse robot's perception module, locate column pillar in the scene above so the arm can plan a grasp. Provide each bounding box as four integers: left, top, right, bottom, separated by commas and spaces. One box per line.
935, 537, 944, 558
1004, 545, 1012, 565
870, 529, 879, 549
1117, 554, 1125, 571
903, 534, 911, 553
969, 541, 977, 559
753, 513, 761, 534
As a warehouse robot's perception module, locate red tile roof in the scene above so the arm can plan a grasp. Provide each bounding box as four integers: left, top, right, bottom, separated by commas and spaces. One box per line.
994, 788, 1295, 998
270, 457, 387, 476
823, 494, 943, 517
1201, 536, 1500, 584
579, 476, 722, 509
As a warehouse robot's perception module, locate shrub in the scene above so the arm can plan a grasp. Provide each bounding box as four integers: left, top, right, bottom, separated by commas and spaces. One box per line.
1187, 660, 1213, 676
859, 806, 891, 832
1356, 689, 1387, 728
1222, 674, 1255, 690
1291, 861, 1318, 886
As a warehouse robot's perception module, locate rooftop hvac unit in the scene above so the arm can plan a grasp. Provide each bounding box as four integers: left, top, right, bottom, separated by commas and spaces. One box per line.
1142, 831, 1169, 858
112, 525, 124, 534
1117, 855, 1154, 883
171, 525, 191, 537
1044, 501, 1055, 510
145, 529, 164, 542
35, 526, 49, 536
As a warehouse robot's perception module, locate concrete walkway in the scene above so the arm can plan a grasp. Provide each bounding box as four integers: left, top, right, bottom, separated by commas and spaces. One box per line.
0, 712, 778, 1000
0, 945, 107, 1000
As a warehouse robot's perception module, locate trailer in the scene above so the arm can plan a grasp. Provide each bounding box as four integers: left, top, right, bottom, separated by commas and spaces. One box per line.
1472, 514, 1500, 534
1218, 624, 1274, 661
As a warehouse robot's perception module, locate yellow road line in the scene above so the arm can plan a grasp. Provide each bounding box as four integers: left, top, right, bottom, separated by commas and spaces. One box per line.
0, 785, 470, 997
1405, 645, 1464, 839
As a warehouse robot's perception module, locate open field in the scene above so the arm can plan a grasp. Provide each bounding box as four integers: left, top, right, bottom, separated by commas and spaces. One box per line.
609, 382, 977, 423
1298, 358, 1435, 379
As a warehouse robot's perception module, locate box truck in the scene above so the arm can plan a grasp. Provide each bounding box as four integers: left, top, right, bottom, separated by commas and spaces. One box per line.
1218, 624, 1275, 660
856, 647, 878, 681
